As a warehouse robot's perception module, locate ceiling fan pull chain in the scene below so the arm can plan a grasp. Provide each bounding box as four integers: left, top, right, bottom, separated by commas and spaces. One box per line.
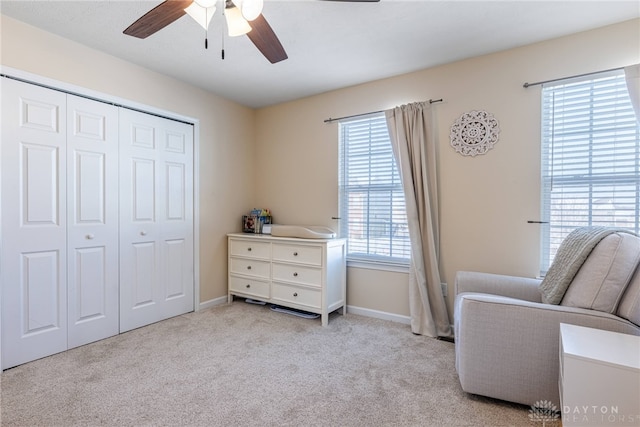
205, 8, 208, 49
221, 14, 226, 60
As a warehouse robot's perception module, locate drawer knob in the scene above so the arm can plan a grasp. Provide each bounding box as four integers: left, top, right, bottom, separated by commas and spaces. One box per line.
247, 266, 252, 270
246, 284, 251, 288
293, 292, 298, 297
293, 252, 298, 256
247, 247, 252, 252
293, 272, 298, 277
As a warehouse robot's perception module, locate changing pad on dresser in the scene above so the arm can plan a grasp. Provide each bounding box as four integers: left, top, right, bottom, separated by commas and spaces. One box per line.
270, 225, 336, 239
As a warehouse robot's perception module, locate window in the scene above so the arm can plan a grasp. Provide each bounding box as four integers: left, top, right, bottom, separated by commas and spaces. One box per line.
540, 70, 640, 273
338, 113, 410, 265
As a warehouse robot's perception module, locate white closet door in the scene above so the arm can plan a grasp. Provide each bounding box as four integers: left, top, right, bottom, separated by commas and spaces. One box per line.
119, 109, 194, 332
1, 79, 68, 369
66, 95, 119, 348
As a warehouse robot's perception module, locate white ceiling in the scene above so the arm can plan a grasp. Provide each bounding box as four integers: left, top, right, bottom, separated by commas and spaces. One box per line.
2, 0, 639, 108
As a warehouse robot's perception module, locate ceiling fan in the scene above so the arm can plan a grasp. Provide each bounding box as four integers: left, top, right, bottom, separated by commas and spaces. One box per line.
123, 0, 379, 64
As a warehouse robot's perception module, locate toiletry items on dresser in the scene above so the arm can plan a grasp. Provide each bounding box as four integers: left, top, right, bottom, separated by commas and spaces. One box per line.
242, 208, 272, 234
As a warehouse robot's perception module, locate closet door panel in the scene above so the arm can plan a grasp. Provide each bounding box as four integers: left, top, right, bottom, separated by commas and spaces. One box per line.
166, 162, 185, 220
66, 95, 119, 349
120, 109, 193, 332
22, 250, 62, 333
131, 241, 157, 308
132, 158, 156, 222
73, 247, 106, 318
120, 111, 161, 331
164, 238, 187, 299
1, 79, 68, 369
158, 119, 194, 319
74, 151, 105, 222
23, 143, 60, 224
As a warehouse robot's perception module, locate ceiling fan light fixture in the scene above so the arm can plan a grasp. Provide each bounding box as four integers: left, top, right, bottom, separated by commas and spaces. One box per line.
234, 0, 263, 21
194, 0, 217, 8
184, 3, 216, 30
225, 5, 252, 37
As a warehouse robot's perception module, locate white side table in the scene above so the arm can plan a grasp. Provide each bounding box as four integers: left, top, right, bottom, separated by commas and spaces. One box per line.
559, 323, 640, 426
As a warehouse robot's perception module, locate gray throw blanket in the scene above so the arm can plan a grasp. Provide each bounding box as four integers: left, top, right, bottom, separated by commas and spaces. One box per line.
539, 226, 638, 304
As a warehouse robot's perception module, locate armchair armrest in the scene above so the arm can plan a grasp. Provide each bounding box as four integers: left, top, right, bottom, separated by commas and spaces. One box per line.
454, 293, 640, 406
454, 270, 543, 302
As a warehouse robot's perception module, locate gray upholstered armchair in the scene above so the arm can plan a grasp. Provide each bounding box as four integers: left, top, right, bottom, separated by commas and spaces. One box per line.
454, 230, 640, 407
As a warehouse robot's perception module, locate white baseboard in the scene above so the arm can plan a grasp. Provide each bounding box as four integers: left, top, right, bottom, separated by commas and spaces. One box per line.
199, 299, 442, 330
198, 299, 445, 331
346, 305, 411, 325
198, 295, 228, 311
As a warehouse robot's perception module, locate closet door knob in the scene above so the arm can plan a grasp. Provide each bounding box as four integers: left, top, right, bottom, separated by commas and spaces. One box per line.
293, 292, 298, 297
247, 265, 252, 270
247, 247, 252, 252
246, 284, 251, 288
293, 272, 298, 277
293, 252, 298, 256
86, 234, 95, 240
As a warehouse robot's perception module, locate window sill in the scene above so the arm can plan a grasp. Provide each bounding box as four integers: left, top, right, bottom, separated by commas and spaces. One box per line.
347, 258, 410, 273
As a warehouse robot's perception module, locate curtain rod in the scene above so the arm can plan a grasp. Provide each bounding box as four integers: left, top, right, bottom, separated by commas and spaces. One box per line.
323, 99, 443, 123
523, 67, 624, 88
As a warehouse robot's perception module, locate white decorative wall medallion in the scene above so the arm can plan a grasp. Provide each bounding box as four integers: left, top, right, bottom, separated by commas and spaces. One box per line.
450, 110, 500, 157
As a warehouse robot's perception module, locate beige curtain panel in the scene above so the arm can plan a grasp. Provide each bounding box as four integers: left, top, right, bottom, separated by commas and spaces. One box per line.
385, 102, 452, 338
625, 63, 640, 122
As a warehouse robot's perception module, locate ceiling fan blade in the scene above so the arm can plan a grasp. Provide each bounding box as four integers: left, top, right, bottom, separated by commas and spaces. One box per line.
246, 14, 288, 64
124, 0, 193, 39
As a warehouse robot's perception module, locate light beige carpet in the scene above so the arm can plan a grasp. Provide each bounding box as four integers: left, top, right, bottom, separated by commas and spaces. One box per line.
1, 301, 548, 426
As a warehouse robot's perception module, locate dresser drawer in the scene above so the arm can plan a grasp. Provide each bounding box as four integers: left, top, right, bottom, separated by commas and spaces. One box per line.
272, 283, 321, 309
229, 239, 271, 259
272, 263, 321, 287
272, 243, 322, 266
229, 257, 270, 278
229, 276, 270, 299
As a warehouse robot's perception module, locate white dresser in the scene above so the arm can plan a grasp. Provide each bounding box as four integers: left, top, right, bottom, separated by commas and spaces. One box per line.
227, 233, 347, 326
559, 323, 640, 426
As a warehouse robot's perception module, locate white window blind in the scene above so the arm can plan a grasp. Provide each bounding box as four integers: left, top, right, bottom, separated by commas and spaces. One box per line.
338, 113, 411, 263
540, 70, 640, 273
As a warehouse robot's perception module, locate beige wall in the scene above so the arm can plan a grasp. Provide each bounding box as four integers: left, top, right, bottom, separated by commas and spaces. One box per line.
254, 18, 640, 319
1, 15, 255, 304
2, 14, 638, 321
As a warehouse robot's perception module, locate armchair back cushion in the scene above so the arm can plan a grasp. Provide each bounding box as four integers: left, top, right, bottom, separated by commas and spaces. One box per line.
561, 233, 640, 313
617, 263, 640, 326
